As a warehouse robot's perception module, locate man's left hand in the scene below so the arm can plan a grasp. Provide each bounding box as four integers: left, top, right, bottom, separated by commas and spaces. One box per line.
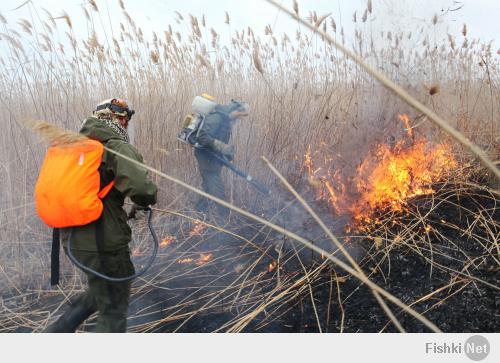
128, 204, 149, 220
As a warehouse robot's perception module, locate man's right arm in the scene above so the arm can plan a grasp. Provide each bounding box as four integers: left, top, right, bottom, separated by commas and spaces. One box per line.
196, 114, 234, 159
107, 141, 158, 207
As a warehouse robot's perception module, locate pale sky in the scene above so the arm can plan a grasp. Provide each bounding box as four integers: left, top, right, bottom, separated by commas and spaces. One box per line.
0, 0, 498, 52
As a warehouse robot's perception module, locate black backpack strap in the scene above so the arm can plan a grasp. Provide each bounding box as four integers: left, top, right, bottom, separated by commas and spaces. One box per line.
50, 228, 60, 286
194, 114, 206, 139
95, 216, 110, 278
95, 143, 112, 280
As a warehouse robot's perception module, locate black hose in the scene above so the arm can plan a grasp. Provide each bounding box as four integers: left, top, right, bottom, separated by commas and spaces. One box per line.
66, 208, 158, 282
204, 149, 272, 195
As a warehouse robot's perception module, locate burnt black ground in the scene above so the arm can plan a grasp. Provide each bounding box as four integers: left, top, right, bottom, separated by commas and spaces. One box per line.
3, 186, 498, 333
156, 244, 498, 333
149, 186, 499, 333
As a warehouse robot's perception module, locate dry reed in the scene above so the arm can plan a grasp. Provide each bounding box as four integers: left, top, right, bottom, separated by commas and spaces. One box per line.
0, 0, 498, 333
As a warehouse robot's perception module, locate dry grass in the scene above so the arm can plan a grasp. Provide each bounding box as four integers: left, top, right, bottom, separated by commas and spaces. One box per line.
0, 1, 498, 333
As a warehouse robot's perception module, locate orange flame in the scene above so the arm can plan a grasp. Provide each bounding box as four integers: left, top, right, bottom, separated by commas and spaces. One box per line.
351, 139, 456, 218
268, 261, 277, 272
188, 220, 205, 238
398, 113, 414, 139
195, 253, 213, 265
177, 253, 214, 266
160, 235, 176, 248
304, 114, 457, 229
177, 257, 194, 264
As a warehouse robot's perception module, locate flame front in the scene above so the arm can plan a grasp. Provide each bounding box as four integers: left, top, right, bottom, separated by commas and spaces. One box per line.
188, 220, 205, 238
195, 253, 213, 265
177, 253, 213, 266
304, 114, 457, 229
160, 235, 176, 248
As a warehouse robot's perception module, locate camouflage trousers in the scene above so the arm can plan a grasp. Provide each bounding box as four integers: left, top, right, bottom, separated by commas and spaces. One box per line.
45, 248, 134, 333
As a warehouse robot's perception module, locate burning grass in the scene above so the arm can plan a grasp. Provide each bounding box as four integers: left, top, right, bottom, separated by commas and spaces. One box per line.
0, 1, 498, 333
304, 114, 460, 231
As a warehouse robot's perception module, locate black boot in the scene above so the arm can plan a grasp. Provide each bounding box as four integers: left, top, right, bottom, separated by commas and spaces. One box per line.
44, 302, 95, 333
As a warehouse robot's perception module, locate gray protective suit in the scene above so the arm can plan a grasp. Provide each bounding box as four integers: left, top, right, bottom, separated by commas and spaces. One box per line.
194, 102, 242, 214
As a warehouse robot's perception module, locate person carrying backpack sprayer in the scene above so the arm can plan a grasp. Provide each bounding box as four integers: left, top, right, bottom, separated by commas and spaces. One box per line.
178, 94, 252, 217
37, 99, 158, 333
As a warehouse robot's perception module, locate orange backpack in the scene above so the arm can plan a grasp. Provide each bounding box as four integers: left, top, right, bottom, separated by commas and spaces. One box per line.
35, 139, 114, 228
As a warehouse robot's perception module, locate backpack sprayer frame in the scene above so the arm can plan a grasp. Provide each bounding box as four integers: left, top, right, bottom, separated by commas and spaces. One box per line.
176, 113, 206, 148
177, 111, 271, 195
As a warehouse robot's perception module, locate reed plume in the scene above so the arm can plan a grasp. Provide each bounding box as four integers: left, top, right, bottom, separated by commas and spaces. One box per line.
24, 120, 86, 146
